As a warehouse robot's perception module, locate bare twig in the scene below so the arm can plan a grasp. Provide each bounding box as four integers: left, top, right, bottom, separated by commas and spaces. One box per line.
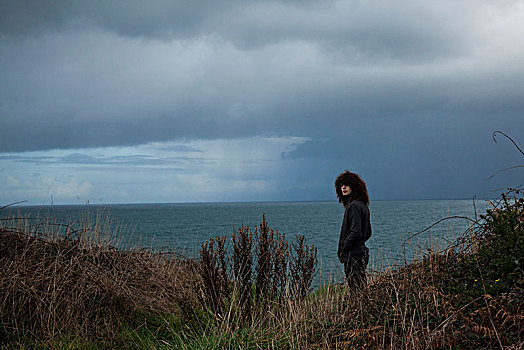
492, 131, 524, 156
404, 215, 478, 243
0, 201, 27, 211
483, 165, 524, 181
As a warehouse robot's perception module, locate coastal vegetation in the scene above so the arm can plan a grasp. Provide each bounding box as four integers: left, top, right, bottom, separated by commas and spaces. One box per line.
0, 186, 522, 349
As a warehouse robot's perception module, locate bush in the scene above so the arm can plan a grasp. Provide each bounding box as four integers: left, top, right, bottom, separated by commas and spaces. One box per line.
198, 214, 318, 324
476, 188, 524, 291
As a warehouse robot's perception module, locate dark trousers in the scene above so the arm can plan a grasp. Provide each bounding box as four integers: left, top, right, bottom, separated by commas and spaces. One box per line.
343, 257, 367, 289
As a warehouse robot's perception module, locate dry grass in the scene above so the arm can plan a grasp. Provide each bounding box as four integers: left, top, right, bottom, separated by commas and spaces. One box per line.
268, 190, 524, 349
188, 193, 523, 349
0, 194, 522, 349
284, 251, 523, 349
0, 213, 199, 346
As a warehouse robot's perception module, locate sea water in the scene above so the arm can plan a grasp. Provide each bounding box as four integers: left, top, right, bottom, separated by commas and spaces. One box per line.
1, 199, 486, 285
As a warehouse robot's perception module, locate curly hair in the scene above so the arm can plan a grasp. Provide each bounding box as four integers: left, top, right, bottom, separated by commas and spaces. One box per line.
334, 170, 369, 207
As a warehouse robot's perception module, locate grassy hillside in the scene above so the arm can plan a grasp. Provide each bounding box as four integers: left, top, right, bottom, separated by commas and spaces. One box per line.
1, 189, 522, 349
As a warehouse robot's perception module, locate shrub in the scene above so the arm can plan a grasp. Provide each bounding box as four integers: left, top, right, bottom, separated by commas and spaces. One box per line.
198, 214, 317, 324
476, 188, 524, 291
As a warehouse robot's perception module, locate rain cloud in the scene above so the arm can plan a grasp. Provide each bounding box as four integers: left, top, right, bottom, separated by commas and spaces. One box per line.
1, 0, 523, 203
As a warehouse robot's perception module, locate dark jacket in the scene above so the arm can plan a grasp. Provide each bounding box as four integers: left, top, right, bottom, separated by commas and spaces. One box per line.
338, 200, 372, 263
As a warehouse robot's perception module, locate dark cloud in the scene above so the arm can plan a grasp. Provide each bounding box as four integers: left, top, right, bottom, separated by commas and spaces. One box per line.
1, 0, 474, 60
2, 44, 522, 153
283, 112, 524, 199
0, 0, 235, 38
1, 0, 523, 202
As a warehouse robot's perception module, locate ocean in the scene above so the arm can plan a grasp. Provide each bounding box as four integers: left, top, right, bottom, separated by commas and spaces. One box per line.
1, 199, 486, 285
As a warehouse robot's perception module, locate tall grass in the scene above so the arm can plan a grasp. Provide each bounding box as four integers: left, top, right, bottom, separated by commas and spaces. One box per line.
0, 211, 199, 347
1, 191, 522, 349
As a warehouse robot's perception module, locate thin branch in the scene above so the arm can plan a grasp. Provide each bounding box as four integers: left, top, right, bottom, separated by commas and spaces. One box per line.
0, 217, 31, 221
492, 130, 524, 156
429, 296, 483, 333
476, 185, 524, 201
404, 215, 478, 243
0, 201, 27, 211
472, 195, 478, 223
483, 165, 524, 181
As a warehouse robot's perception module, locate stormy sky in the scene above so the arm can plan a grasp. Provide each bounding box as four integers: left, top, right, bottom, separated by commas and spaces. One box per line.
1, 0, 523, 205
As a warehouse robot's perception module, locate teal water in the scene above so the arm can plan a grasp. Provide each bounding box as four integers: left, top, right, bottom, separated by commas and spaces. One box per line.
1, 199, 485, 285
